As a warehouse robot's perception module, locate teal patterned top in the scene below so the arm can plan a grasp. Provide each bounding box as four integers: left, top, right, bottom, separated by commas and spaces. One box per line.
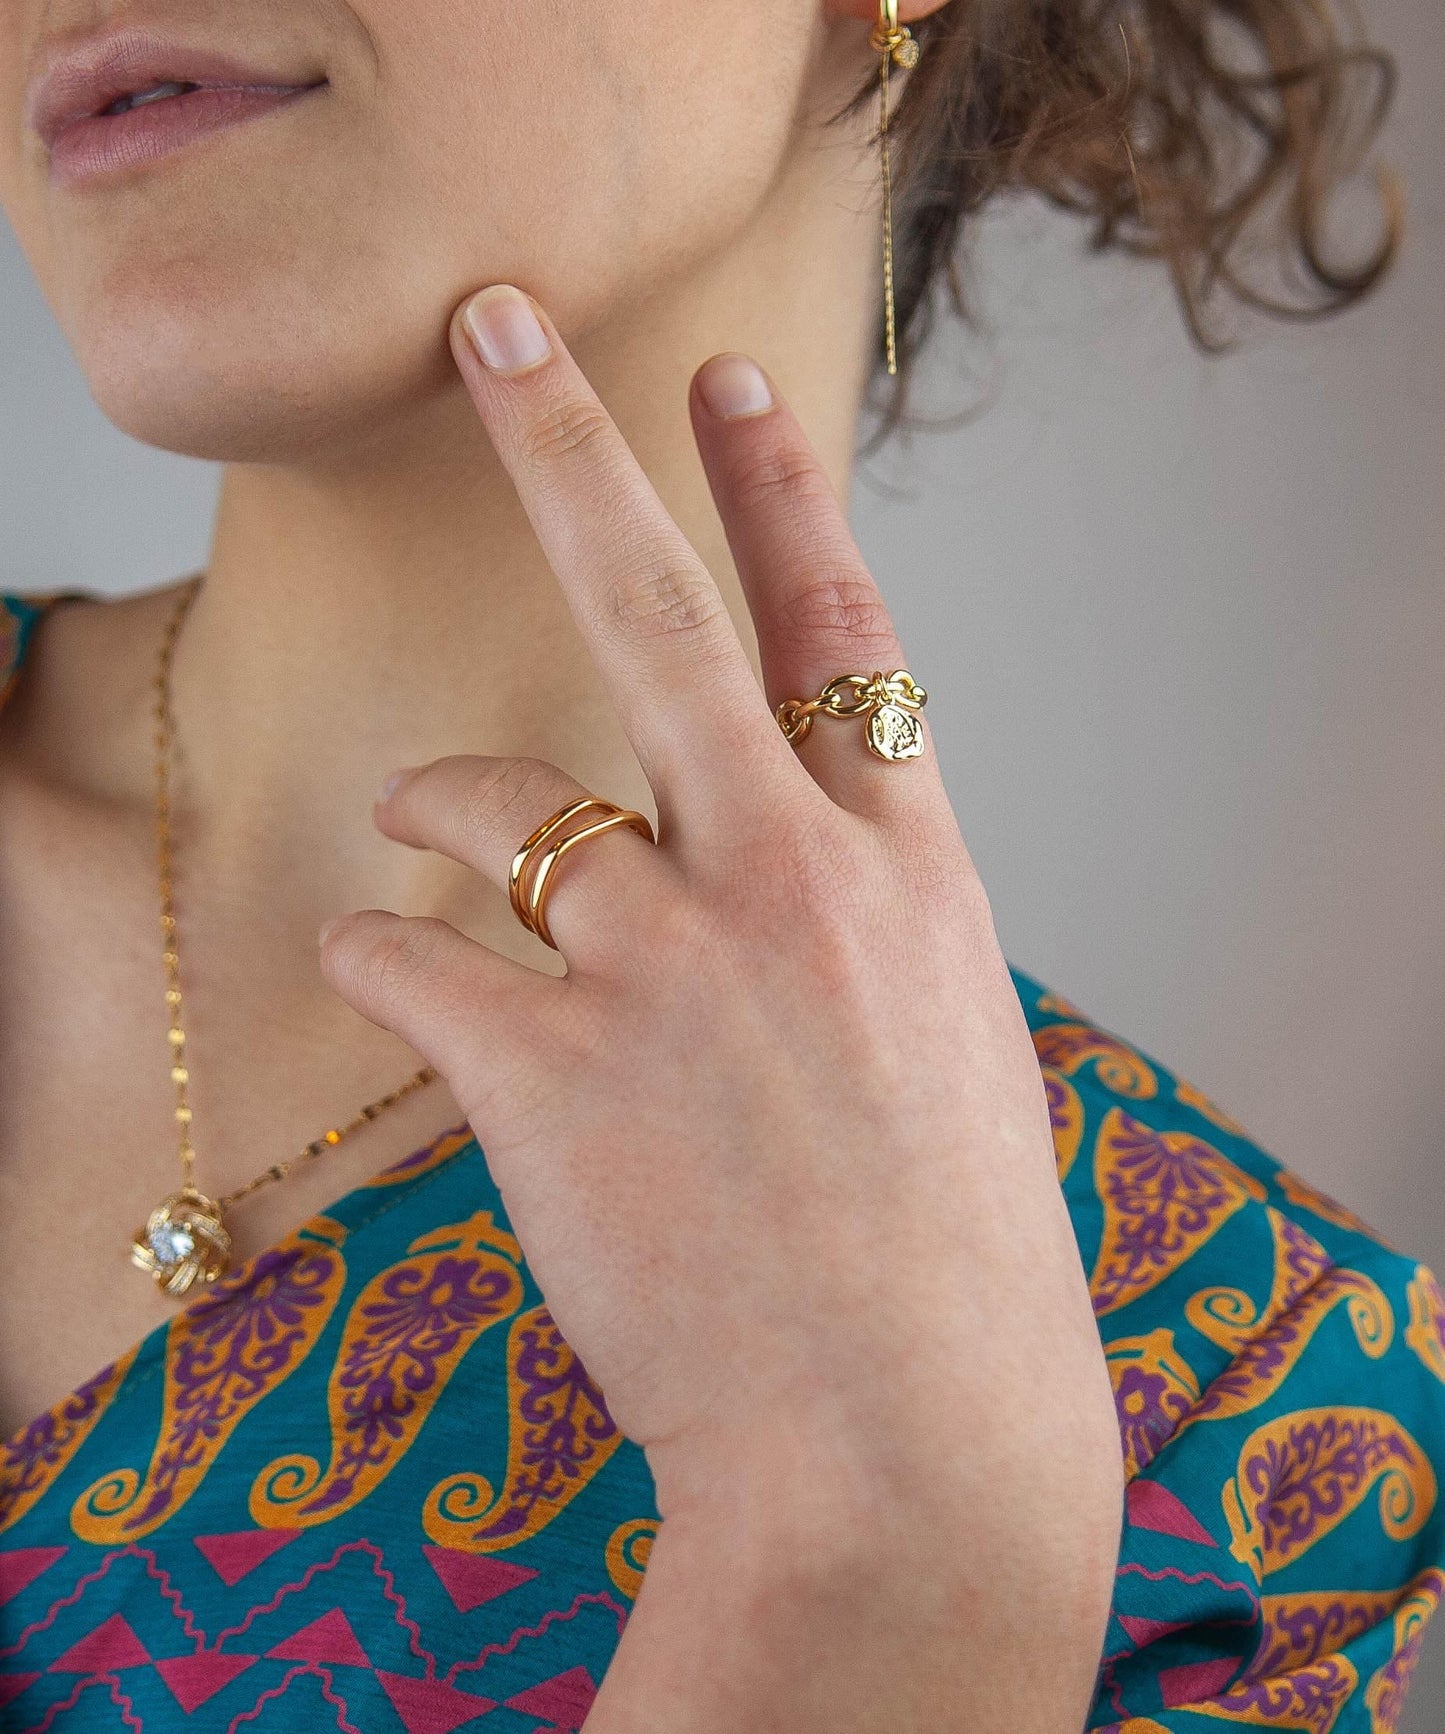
3, 588, 1445, 1733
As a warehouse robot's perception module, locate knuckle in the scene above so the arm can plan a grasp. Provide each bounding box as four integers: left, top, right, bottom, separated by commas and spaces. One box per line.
520, 396, 613, 467
775, 568, 894, 652
608, 556, 729, 646
356, 917, 451, 1006
457, 756, 559, 841
730, 444, 835, 516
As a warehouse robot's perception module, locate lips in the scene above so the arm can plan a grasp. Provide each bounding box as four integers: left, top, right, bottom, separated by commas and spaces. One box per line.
28, 26, 326, 154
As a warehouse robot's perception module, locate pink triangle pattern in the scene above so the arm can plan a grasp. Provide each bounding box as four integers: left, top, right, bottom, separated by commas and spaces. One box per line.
1159, 1654, 1241, 1706
424, 1545, 539, 1613
0, 1546, 67, 1607
1125, 1480, 1217, 1546
1117, 1612, 1191, 1648
155, 1650, 259, 1713
377, 1669, 497, 1732
0, 1673, 40, 1710
266, 1606, 372, 1669
47, 1613, 152, 1673
504, 1665, 599, 1727
194, 1527, 302, 1587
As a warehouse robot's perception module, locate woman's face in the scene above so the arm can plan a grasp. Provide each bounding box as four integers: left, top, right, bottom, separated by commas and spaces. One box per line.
0, 1, 874, 462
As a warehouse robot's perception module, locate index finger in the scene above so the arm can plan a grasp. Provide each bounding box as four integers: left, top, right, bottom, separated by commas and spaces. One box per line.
449, 284, 790, 812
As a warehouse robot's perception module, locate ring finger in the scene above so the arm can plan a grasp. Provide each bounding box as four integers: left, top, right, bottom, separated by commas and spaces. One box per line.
376, 753, 669, 969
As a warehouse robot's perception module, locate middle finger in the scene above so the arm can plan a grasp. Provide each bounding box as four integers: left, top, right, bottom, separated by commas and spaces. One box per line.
449, 284, 792, 816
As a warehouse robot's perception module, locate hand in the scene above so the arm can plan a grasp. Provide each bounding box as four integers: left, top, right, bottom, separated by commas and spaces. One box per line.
319, 285, 1122, 1729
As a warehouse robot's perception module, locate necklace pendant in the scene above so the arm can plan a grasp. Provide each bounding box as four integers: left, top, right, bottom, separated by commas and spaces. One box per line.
131, 1186, 233, 1298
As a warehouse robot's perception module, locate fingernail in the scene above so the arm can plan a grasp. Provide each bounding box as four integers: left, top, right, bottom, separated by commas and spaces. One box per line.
697, 353, 774, 420
318, 914, 346, 948
463, 285, 552, 374
378, 768, 408, 804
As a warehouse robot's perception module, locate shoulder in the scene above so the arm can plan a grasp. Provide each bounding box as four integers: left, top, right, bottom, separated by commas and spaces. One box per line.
1007, 967, 1445, 1726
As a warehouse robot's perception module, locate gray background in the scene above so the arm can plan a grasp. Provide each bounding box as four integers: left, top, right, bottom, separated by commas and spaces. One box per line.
3, 0, 1441, 1716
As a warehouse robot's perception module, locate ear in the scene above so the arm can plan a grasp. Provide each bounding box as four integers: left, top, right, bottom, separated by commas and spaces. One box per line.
824, 0, 952, 22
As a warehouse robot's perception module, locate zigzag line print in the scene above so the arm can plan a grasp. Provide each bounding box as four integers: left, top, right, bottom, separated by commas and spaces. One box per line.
1, 1548, 128, 1661
19, 1671, 143, 1734
1115, 1560, 1261, 1600
443, 1589, 631, 1686
224, 1662, 365, 1734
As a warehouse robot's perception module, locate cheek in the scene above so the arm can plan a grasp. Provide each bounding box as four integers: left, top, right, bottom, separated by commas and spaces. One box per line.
15, 0, 816, 464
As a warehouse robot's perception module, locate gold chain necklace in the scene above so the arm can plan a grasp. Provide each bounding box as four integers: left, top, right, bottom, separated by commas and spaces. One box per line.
130, 575, 438, 1298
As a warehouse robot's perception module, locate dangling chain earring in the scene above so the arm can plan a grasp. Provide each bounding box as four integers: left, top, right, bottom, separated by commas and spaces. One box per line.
869, 0, 920, 376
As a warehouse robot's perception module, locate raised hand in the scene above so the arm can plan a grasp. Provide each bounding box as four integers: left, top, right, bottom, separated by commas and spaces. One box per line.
318, 285, 1122, 1730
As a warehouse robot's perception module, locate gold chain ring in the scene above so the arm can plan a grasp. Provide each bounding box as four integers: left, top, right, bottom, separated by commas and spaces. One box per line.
775, 669, 928, 762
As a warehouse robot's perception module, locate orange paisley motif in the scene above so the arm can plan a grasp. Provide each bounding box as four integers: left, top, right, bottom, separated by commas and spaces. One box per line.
250, 1212, 523, 1529
2, 1351, 136, 1534
1186, 1210, 1335, 1356
1032, 1023, 1158, 1099
1175, 1223, 1392, 1439
1252, 1588, 1403, 1678
365, 1124, 474, 1190
72, 1234, 346, 1543
1106, 1327, 1200, 1480
1223, 1407, 1437, 1582
1363, 1568, 1445, 1733
424, 1303, 623, 1554
605, 1517, 658, 1600
1044, 1067, 1084, 1182
1403, 1264, 1445, 1386
1090, 1108, 1267, 1318
1181, 1653, 1359, 1733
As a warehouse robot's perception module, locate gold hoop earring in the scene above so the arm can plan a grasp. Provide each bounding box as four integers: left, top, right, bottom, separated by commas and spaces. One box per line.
869, 0, 920, 376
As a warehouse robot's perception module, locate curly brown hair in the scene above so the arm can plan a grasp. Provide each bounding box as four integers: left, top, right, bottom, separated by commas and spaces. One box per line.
854, 0, 1402, 418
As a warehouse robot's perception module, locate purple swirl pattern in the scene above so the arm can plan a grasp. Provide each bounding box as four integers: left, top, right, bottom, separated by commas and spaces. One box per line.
1250, 1589, 1402, 1680
1224, 1407, 1437, 1582
1176, 1267, 1392, 1442
71, 1240, 345, 1542
1193, 1652, 1359, 1733
1091, 1108, 1268, 1319
1364, 1569, 1445, 1732
1404, 1265, 1445, 1386
250, 1212, 523, 1527
424, 1304, 622, 1554
1186, 1210, 1335, 1357
1106, 1327, 1200, 1479
1, 1352, 136, 1534
1032, 1023, 1158, 1099
363, 1125, 476, 1191
1044, 1067, 1084, 1182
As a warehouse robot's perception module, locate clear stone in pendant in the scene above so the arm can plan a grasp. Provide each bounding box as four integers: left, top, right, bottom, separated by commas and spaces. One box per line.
131, 1186, 232, 1298
149, 1219, 196, 1262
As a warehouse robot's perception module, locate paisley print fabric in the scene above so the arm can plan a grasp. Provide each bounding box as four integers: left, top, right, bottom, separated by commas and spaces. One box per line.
4, 589, 1445, 1732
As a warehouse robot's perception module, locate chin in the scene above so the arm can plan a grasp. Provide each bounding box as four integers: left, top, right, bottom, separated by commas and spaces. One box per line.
60, 243, 463, 466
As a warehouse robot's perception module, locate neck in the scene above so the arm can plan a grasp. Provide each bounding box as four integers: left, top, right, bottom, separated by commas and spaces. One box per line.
69, 124, 880, 960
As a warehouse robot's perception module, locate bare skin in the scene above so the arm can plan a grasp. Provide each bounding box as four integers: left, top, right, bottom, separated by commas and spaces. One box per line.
0, 0, 1123, 1723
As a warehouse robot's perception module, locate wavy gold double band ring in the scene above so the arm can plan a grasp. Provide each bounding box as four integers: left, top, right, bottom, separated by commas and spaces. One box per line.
509, 797, 656, 950
776, 669, 928, 761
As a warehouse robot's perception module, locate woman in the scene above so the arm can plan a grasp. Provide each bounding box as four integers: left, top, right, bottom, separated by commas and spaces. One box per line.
0, 0, 1441, 1727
